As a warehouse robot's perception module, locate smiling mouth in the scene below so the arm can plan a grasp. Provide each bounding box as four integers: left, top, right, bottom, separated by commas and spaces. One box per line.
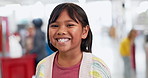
56, 38, 70, 42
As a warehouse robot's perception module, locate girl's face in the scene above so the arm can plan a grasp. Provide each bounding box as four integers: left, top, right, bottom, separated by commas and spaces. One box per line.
48, 10, 89, 53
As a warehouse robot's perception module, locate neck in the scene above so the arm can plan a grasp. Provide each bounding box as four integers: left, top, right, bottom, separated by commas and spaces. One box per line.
57, 50, 83, 67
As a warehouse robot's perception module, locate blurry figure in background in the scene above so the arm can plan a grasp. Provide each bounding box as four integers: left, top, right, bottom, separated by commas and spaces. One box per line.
25, 26, 35, 54
130, 29, 137, 75
120, 29, 137, 78
30, 18, 48, 65
109, 26, 116, 39
17, 23, 28, 54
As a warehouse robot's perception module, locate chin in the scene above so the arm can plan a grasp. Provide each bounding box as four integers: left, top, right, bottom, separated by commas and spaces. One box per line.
57, 46, 70, 50
58, 48, 69, 52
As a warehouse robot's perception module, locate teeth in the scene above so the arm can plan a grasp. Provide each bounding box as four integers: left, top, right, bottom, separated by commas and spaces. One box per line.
58, 39, 69, 42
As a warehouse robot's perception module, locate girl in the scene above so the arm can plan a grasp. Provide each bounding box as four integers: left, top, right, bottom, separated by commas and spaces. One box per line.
36, 3, 111, 78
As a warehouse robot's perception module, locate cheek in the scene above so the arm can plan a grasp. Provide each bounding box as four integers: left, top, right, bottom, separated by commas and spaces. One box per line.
48, 29, 55, 42
70, 29, 83, 40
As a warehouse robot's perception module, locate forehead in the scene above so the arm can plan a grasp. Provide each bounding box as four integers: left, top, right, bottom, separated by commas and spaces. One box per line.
55, 10, 72, 23
56, 9, 80, 23
59, 10, 69, 17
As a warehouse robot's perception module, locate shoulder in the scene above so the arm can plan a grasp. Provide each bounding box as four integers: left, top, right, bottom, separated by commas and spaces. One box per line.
120, 38, 129, 45
122, 38, 130, 43
36, 52, 56, 72
91, 54, 111, 78
37, 52, 56, 67
35, 52, 56, 78
83, 52, 109, 66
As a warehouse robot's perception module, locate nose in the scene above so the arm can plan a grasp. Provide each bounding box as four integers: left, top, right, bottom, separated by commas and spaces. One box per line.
57, 26, 67, 35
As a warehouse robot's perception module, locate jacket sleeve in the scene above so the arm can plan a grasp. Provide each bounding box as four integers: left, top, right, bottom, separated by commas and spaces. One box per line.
90, 56, 111, 78
35, 59, 46, 78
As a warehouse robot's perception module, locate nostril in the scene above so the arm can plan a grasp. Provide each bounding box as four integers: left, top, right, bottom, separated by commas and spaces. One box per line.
57, 31, 66, 35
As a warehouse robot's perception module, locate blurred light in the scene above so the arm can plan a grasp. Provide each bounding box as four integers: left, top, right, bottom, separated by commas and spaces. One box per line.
136, 1, 148, 14
34, 1, 42, 6
5, 4, 21, 11
78, 0, 86, 3
31, 1, 44, 19
5, 4, 21, 7
0, 4, 21, 16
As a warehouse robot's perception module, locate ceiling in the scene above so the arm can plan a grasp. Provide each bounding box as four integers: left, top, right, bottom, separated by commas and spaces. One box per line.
0, 0, 73, 6
0, 0, 106, 6
0, 0, 147, 7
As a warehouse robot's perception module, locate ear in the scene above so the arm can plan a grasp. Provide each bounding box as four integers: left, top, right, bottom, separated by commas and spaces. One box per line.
82, 25, 89, 39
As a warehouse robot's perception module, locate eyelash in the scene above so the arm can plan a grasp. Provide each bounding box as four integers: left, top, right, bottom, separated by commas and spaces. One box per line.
67, 24, 75, 27
50, 24, 75, 28
50, 25, 59, 27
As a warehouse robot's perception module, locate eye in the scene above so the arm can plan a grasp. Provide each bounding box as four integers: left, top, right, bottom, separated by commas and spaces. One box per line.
67, 24, 75, 27
50, 25, 59, 28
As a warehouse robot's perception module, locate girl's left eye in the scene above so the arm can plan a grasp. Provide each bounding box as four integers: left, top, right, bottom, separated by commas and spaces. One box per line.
50, 25, 59, 27
67, 24, 75, 27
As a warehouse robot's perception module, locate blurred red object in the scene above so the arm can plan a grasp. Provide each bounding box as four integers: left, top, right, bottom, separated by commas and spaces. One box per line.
0, 16, 10, 53
1, 54, 36, 78
0, 21, 2, 52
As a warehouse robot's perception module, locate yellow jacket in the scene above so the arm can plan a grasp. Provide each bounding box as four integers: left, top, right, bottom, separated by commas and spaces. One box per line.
120, 38, 131, 56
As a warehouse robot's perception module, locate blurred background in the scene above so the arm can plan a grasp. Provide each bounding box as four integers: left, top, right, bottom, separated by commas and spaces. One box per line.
0, 0, 148, 78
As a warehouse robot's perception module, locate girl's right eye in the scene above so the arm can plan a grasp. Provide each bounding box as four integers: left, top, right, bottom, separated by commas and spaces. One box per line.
50, 25, 59, 27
